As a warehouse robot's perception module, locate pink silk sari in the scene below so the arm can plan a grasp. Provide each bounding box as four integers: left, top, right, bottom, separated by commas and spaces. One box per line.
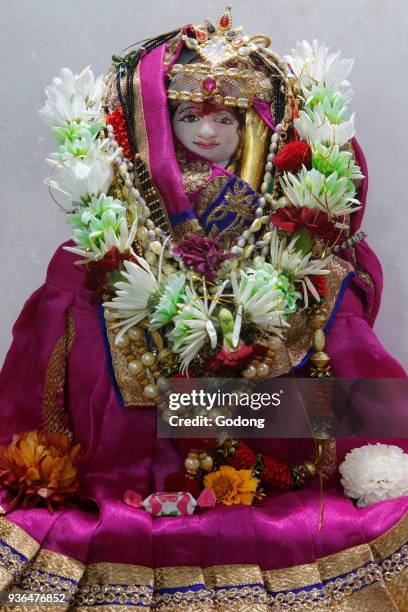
0, 43, 407, 612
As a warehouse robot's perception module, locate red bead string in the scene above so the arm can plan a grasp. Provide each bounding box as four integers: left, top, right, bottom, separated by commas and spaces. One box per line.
259, 455, 293, 491
228, 441, 257, 470
227, 440, 293, 491
106, 107, 132, 160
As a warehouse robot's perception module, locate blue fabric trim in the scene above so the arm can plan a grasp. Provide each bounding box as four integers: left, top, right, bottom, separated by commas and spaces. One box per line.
169, 209, 196, 225
197, 176, 260, 237
156, 583, 206, 594
0, 540, 27, 565
98, 302, 125, 410
293, 271, 355, 371
0, 537, 405, 607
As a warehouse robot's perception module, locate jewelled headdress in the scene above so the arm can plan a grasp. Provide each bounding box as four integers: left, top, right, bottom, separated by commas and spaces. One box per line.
167, 6, 273, 109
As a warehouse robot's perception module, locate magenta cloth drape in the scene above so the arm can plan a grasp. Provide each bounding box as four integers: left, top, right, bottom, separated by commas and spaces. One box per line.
0, 35, 406, 577
0, 238, 406, 570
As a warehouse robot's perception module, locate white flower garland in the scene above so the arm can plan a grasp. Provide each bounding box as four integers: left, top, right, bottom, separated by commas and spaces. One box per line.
39, 41, 364, 387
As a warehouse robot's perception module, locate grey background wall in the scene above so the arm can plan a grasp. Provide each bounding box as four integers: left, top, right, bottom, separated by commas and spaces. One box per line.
0, 0, 407, 369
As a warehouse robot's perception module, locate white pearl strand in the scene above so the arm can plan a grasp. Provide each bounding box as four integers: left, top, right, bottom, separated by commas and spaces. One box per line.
104, 123, 178, 400
332, 229, 367, 253
226, 122, 289, 272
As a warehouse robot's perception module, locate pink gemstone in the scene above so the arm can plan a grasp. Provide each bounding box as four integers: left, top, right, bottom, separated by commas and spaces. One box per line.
232, 37, 243, 48
197, 487, 217, 508
202, 76, 217, 94
123, 489, 143, 508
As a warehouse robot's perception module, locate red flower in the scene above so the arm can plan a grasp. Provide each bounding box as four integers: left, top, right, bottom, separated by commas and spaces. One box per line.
106, 107, 132, 160
273, 141, 312, 172
173, 235, 233, 282
270, 206, 341, 243
308, 274, 328, 298
205, 344, 267, 374
85, 247, 136, 303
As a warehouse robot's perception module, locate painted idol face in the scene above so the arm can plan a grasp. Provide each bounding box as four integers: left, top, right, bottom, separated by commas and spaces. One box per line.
172, 101, 240, 167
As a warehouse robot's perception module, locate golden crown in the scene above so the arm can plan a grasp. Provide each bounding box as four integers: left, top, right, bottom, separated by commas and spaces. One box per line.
167, 6, 273, 109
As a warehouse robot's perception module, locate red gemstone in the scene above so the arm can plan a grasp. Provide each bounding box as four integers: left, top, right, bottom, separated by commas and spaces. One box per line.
195, 29, 207, 42
202, 76, 217, 94
220, 14, 230, 28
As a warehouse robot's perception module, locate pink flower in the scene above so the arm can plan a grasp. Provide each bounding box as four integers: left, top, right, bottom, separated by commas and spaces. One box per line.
173, 234, 233, 281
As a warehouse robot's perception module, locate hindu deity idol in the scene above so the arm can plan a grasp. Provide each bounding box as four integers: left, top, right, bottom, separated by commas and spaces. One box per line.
0, 7, 407, 610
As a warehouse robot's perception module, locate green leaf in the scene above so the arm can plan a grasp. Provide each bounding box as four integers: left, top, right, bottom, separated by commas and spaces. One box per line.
293, 228, 312, 255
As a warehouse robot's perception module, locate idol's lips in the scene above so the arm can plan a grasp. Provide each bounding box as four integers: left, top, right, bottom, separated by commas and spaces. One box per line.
193, 141, 219, 149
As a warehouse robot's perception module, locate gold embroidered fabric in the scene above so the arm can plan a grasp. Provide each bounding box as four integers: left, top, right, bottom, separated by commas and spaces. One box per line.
0, 512, 408, 610
172, 218, 205, 242
176, 145, 212, 194
41, 310, 76, 440
196, 176, 259, 246
163, 32, 183, 71
104, 323, 151, 408
269, 256, 354, 377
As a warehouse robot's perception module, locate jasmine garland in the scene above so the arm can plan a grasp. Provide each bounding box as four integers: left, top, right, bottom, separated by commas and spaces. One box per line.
39, 38, 364, 393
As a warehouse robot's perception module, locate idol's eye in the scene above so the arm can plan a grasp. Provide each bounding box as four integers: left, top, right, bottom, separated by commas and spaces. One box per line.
214, 115, 234, 125
179, 113, 200, 123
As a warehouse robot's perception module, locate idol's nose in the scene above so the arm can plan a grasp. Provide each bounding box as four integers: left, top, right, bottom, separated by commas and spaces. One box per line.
197, 118, 217, 140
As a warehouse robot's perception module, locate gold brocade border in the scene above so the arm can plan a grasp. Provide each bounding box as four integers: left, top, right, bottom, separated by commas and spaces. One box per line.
41, 310, 76, 439
1, 512, 408, 609
269, 255, 354, 378
132, 61, 173, 239
104, 321, 151, 408
175, 144, 212, 195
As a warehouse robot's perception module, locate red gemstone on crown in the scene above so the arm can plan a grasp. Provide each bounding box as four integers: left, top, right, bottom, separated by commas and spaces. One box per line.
220, 14, 230, 28
195, 29, 207, 42
202, 76, 217, 94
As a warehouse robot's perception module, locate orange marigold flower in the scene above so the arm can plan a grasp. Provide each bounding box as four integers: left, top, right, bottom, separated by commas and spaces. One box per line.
0, 429, 82, 512
203, 465, 258, 506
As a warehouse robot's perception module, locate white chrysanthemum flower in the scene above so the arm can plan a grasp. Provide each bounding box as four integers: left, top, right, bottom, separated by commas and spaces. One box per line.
339, 444, 408, 508
97, 218, 137, 256
39, 66, 105, 127
294, 108, 355, 147
280, 167, 360, 218
269, 229, 331, 306
305, 97, 350, 127
305, 83, 353, 114
45, 141, 120, 203
49, 130, 112, 163
149, 274, 187, 330
66, 193, 125, 242
312, 143, 364, 188
231, 265, 289, 338
52, 120, 103, 146
104, 257, 159, 343
285, 39, 354, 92
169, 281, 227, 373
63, 194, 137, 261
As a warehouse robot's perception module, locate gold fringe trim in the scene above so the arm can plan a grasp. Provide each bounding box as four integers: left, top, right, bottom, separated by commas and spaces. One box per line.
41, 310, 75, 440
0, 512, 408, 609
